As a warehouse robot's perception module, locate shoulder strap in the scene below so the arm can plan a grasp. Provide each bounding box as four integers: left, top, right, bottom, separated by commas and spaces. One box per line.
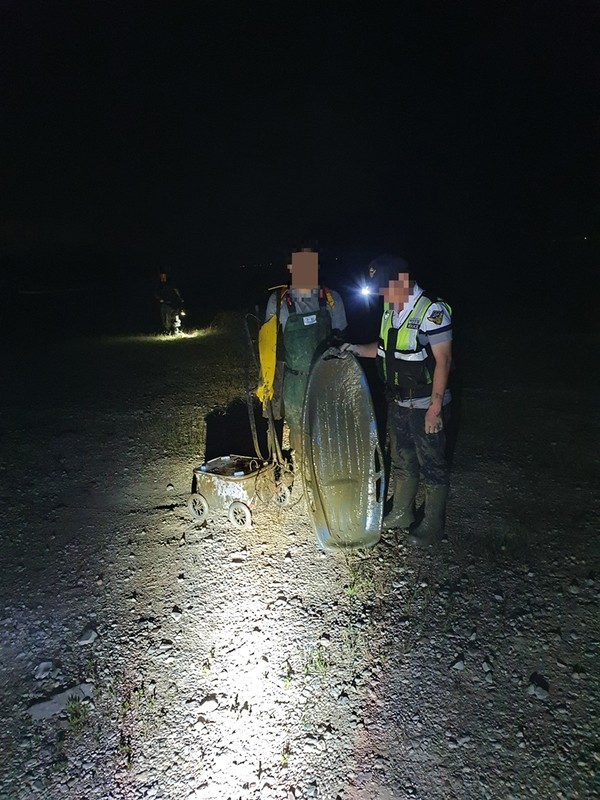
319, 285, 335, 310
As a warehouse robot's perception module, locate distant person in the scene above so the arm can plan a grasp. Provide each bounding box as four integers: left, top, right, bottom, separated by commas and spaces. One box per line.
154, 272, 184, 334
343, 255, 452, 546
264, 248, 348, 451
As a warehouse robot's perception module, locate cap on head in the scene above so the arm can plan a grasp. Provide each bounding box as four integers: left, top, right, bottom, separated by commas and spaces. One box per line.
367, 254, 409, 288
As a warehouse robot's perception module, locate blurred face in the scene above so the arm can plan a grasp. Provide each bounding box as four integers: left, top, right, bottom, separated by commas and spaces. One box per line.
380, 272, 413, 309
288, 250, 319, 293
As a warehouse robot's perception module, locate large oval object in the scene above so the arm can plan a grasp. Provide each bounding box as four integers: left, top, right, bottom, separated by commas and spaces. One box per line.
301, 347, 384, 549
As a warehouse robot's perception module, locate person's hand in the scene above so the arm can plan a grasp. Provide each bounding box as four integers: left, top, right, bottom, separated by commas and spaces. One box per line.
425, 405, 443, 434
339, 342, 359, 355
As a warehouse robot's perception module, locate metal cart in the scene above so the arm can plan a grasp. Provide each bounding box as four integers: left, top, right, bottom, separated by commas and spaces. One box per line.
188, 454, 292, 529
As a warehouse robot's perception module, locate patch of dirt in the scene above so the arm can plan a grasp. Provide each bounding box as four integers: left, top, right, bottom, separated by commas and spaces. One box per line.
0, 318, 598, 800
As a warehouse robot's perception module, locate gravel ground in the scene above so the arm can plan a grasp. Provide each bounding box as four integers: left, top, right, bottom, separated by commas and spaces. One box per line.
0, 316, 598, 800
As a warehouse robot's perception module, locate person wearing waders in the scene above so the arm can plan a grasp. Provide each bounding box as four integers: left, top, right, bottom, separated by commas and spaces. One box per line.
265, 248, 348, 453
342, 255, 452, 546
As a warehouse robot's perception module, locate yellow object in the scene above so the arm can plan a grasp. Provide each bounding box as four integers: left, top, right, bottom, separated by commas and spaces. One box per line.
256, 314, 278, 404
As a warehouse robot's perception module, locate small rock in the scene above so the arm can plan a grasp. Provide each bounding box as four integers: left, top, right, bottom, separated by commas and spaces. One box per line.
527, 672, 549, 700
171, 606, 183, 621
451, 655, 465, 671
572, 664, 585, 680
198, 694, 218, 713
167, 483, 174, 491
77, 627, 98, 646
34, 661, 53, 680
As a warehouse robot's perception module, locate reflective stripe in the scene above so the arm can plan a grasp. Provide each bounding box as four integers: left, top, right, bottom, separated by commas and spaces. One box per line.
394, 350, 428, 361
377, 294, 451, 391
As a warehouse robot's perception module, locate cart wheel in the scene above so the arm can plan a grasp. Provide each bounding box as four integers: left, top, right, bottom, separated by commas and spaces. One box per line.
188, 493, 209, 523
228, 501, 252, 530
272, 484, 291, 507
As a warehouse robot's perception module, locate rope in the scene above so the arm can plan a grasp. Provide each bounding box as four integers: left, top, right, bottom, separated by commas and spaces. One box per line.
242, 315, 266, 462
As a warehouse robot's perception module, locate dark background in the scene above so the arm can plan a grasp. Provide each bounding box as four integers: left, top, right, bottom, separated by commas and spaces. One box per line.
0, 0, 598, 336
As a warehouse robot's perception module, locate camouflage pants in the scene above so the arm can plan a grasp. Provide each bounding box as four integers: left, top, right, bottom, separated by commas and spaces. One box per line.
388, 401, 451, 487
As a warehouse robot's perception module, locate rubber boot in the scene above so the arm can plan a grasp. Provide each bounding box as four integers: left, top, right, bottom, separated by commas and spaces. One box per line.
383, 477, 418, 530
408, 484, 449, 546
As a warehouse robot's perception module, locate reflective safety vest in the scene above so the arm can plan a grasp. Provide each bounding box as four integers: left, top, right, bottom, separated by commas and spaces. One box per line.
377, 294, 451, 399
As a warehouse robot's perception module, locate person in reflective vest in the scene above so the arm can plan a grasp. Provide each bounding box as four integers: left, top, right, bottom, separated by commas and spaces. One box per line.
265, 249, 347, 451
342, 255, 452, 546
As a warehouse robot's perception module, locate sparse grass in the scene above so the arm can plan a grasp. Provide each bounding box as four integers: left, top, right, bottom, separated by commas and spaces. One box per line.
114, 675, 157, 770
119, 733, 133, 768
48, 732, 69, 775
201, 646, 216, 675
50, 755, 69, 773
82, 657, 99, 682
341, 626, 366, 655
65, 695, 89, 731
344, 555, 377, 597
304, 645, 329, 675
282, 659, 294, 688
281, 742, 291, 768
345, 574, 374, 597
400, 579, 422, 620
474, 520, 531, 562
119, 680, 154, 717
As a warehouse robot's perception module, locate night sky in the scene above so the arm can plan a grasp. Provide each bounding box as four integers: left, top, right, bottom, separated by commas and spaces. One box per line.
1, 1, 598, 327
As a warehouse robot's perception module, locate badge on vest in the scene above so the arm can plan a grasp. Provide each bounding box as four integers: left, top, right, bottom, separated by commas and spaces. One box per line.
427, 310, 444, 325
303, 314, 317, 326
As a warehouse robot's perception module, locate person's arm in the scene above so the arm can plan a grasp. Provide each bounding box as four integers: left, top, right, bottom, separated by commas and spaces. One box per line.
424, 339, 452, 433
330, 290, 348, 333
341, 341, 377, 358
265, 292, 277, 321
